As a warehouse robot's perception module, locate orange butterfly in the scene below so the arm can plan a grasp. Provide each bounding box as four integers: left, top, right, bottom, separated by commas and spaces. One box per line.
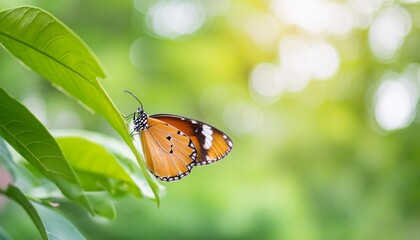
124, 91, 233, 181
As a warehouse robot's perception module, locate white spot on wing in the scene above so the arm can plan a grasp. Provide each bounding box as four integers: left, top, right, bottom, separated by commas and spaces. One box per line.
202, 125, 214, 150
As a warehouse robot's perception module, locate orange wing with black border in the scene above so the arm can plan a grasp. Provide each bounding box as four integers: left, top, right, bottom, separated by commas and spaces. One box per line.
141, 117, 197, 181
151, 114, 233, 166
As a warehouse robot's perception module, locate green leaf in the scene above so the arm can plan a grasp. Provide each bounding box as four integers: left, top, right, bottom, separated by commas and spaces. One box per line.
0, 137, 17, 180
33, 202, 86, 240
83, 192, 115, 222
53, 130, 161, 199
113, 155, 160, 199
0, 225, 12, 240
0, 6, 160, 204
0, 87, 93, 215
55, 136, 142, 197
2, 185, 86, 240
2, 185, 48, 240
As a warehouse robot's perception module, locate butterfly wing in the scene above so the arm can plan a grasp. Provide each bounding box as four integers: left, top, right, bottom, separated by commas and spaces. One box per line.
141, 117, 197, 181
151, 114, 233, 166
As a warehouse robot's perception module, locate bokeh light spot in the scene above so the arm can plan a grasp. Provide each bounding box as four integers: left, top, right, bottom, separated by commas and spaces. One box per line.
249, 63, 283, 101
224, 101, 262, 135
308, 42, 340, 80
278, 37, 340, 91
129, 37, 153, 70
245, 14, 280, 46
348, 0, 384, 15
280, 37, 310, 75
375, 80, 417, 131
369, 6, 412, 61
147, 0, 206, 39
326, 3, 354, 36
271, 0, 330, 34
279, 66, 311, 92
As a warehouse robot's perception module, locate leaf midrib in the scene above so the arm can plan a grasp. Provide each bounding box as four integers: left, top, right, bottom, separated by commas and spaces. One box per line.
0, 31, 100, 92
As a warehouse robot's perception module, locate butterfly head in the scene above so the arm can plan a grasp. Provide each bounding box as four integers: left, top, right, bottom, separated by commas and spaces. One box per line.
133, 108, 148, 131
124, 90, 149, 132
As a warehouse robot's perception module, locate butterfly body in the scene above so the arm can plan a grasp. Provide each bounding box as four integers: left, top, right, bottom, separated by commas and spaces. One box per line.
130, 106, 233, 182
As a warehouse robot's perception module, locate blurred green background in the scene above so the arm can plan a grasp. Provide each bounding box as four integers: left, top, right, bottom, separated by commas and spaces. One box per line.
2, 0, 420, 239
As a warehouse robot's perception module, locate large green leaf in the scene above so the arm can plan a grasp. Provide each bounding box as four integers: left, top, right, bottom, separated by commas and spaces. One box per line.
83, 192, 116, 222
3, 185, 48, 240
2, 185, 86, 240
55, 136, 142, 197
0, 6, 160, 204
33, 202, 86, 240
0, 87, 93, 214
53, 130, 161, 199
0, 225, 12, 240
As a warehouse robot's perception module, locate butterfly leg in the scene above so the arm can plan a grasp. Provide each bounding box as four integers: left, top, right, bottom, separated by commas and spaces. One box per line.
121, 112, 135, 119
129, 130, 139, 137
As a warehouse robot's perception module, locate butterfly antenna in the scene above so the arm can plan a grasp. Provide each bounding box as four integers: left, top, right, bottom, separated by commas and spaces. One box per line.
123, 90, 144, 109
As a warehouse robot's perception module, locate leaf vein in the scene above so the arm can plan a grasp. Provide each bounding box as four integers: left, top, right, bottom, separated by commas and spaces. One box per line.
13, 129, 38, 138
2, 120, 28, 129
0, 9, 14, 22
59, 51, 77, 62
31, 18, 55, 45
0, 31, 102, 94
37, 155, 61, 161
0, 125, 71, 180
8, 8, 31, 31
25, 141, 54, 148
42, 34, 65, 51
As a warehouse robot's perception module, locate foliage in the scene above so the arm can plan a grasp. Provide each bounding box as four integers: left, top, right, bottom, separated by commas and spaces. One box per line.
0, 6, 161, 238
2, 1, 420, 240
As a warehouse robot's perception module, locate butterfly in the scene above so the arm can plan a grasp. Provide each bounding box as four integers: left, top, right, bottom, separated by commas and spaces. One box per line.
124, 91, 233, 182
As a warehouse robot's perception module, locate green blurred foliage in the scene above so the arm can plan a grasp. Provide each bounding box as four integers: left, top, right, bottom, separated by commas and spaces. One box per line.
2, 0, 420, 239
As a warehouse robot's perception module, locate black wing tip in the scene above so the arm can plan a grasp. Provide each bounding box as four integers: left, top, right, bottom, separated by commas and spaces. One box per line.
195, 144, 233, 166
